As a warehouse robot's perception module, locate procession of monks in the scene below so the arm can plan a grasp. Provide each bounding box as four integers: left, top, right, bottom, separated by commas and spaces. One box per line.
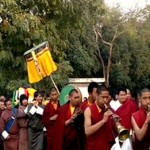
0, 82, 150, 150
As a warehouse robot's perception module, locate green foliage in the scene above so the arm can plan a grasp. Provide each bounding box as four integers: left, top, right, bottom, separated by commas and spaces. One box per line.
0, 0, 105, 95
0, 0, 150, 96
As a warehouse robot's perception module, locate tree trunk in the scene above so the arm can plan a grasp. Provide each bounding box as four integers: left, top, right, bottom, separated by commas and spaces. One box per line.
97, 48, 106, 81
106, 44, 113, 87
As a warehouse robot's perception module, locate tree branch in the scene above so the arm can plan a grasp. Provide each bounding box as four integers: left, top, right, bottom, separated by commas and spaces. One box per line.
97, 31, 111, 46
93, 26, 106, 80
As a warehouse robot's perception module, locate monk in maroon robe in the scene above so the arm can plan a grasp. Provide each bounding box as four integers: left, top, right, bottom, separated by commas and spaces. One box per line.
52, 89, 82, 150
0, 99, 19, 150
80, 82, 99, 111
42, 87, 60, 150
110, 88, 138, 130
79, 82, 99, 149
131, 88, 150, 150
84, 85, 114, 150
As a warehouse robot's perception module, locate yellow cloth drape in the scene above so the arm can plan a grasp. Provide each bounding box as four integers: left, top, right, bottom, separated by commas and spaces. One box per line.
26, 48, 57, 83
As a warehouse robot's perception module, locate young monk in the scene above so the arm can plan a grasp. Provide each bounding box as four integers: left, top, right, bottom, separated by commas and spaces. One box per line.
80, 82, 99, 111
52, 89, 82, 150
84, 85, 114, 150
42, 87, 60, 150
79, 82, 99, 150
131, 88, 150, 150
110, 87, 138, 130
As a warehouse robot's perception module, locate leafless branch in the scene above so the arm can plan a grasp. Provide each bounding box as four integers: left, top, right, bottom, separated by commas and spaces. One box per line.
97, 31, 111, 46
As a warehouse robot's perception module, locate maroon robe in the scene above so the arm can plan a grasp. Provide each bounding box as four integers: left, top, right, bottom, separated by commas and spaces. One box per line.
113, 99, 138, 130
17, 105, 28, 150
51, 102, 80, 150
0, 109, 19, 150
80, 99, 89, 111
86, 104, 114, 150
42, 101, 59, 150
132, 108, 150, 150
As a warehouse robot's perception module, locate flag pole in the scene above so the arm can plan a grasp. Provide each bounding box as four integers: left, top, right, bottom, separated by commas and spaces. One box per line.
50, 75, 60, 94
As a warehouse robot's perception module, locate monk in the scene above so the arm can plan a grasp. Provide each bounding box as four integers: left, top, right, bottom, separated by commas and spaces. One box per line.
109, 87, 138, 149
17, 94, 29, 150
52, 89, 82, 150
0, 99, 5, 150
84, 85, 114, 150
80, 82, 99, 111
110, 87, 138, 130
26, 91, 44, 150
131, 88, 150, 150
79, 82, 99, 149
42, 87, 60, 150
0, 99, 19, 150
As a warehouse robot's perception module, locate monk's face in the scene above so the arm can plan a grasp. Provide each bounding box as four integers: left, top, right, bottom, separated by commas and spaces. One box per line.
69, 92, 80, 106
89, 88, 98, 102
97, 91, 109, 108
50, 91, 59, 102
5, 101, 12, 111
140, 92, 150, 111
118, 91, 127, 104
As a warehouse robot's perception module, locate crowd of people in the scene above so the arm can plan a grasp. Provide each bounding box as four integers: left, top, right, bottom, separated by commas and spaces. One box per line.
0, 82, 150, 150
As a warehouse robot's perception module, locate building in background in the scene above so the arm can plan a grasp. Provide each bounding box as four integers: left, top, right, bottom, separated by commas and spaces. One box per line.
68, 78, 105, 100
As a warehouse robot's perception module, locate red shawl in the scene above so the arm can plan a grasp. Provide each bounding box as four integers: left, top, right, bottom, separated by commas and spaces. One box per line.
80, 99, 89, 111
115, 99, 138, 130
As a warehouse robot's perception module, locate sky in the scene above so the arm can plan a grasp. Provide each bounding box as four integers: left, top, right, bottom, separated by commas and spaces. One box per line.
104, 0, 150, 12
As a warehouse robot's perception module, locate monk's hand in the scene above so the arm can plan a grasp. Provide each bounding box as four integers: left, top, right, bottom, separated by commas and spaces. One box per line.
74, 108, 82, 116
70, 114, 77, 122
70, 108, 83, 123
50, 114, 58, 121
102, 110, 112, 123
145, 112, 150, 124
112, 114, 121, 122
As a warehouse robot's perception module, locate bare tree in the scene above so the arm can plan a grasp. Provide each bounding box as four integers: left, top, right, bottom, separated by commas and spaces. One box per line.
94, 25, 125, 87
